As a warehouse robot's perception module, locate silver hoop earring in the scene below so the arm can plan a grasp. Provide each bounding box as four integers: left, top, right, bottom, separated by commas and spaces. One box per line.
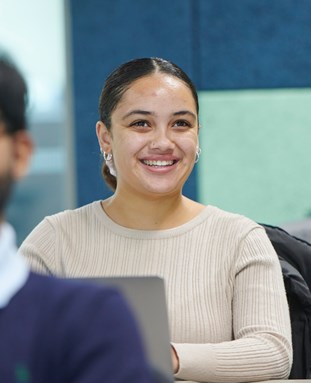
100, 148, 116, 176
195, 147, 201, 163
100, 148, 112, 162
103, 152, 112, 162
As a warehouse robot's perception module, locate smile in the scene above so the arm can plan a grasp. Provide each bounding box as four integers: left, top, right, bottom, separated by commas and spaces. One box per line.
142, 160, 176, 167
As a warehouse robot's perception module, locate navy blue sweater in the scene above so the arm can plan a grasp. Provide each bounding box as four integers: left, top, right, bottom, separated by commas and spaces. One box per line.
0, 272, 152, 383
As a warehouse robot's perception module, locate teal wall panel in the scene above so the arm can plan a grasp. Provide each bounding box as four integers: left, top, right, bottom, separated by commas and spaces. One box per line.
198, 89, 311, 225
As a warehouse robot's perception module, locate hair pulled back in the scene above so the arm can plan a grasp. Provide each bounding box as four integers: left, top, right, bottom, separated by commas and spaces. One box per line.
98, 57, 199, 191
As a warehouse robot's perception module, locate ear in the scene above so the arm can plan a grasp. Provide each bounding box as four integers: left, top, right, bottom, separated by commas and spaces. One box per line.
12, 130, 33, 180
96, 121, 112, 153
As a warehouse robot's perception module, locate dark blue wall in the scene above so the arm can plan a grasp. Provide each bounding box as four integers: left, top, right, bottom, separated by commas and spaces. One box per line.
198, 0, 311, 89
69, 0, 311, 206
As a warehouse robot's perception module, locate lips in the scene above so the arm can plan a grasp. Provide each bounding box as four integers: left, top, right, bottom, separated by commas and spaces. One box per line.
141, 160, 177, 167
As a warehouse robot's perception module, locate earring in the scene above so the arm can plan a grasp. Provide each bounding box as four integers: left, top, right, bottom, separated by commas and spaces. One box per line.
195, 147, 201, 163
104, 152, 112, 161
100, 148, 112, 161
100, 147, 116, 176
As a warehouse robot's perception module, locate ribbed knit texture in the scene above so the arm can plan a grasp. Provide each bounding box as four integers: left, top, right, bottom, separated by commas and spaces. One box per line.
19, 201, 292, 383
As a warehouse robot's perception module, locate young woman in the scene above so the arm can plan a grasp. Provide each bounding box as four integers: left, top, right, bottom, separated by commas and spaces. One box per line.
20, 57, 292, 382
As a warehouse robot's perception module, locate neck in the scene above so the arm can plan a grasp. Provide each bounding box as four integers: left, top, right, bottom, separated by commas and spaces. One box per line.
102, 191, 204, 230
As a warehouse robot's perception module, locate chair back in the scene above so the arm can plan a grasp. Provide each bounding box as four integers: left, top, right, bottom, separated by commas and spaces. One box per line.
262, 224, 311, 379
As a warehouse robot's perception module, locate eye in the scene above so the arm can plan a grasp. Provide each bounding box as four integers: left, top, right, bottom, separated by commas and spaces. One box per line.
129, 120, 150, 128
173, 120, 192, 129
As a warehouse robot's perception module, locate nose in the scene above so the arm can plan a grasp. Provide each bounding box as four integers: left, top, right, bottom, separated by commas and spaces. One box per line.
150, 127, 174, 151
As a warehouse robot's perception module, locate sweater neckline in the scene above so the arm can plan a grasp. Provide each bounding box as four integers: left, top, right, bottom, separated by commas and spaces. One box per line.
92, 200, 214, 239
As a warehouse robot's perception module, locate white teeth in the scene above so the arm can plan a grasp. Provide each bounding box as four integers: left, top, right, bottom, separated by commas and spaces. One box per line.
143, 160, 174, 166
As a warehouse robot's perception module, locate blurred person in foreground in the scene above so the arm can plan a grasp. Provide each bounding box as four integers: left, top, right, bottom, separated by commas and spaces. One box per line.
0, 55, 153, 383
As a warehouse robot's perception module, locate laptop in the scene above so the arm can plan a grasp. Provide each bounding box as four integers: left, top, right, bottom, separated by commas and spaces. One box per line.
75, 276, 174, 382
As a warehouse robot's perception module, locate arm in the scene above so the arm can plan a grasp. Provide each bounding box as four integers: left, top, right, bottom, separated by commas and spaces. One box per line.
171, 344, 179, 373
19, 218, 57, 275
172, 227, 292, 382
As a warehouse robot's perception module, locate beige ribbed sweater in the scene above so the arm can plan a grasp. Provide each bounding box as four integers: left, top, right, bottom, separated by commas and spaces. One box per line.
19, 201, 292, 382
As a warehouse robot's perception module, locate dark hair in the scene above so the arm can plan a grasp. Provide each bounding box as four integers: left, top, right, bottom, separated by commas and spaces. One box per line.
98, 57, 199, 191
0, 55, 27, 134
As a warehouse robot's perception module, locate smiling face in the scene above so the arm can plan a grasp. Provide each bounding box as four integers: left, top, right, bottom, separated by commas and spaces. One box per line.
96, 73, 199, 199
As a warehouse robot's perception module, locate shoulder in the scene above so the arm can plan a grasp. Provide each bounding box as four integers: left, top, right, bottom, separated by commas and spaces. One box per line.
22, 201, 103, 239
205, 205, 263, 236
207, 205, 258, 225
43, 201, 102, 227
175, 205, 265, 245
19, 201, 106, 275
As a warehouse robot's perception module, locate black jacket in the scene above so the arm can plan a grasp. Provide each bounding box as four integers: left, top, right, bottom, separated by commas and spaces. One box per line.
262, 224, 311, 379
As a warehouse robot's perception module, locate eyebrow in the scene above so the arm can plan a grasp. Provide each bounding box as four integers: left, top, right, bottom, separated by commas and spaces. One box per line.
122, 109, 196, 120
173, 110, 197, 119
122, 110, 154, 119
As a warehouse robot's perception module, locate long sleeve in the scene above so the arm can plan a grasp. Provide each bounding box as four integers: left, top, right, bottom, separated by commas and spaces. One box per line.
172, 227, 292, 382
19, 217, 57, 275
